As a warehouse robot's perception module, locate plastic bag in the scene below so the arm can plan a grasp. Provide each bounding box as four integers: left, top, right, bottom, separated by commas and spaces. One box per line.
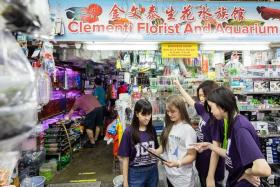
0, 0, 53, 37
0, 31, 36, 107
0, 127, 34, 151
29, 0, 53, 37
0, 0, 40, 34
0, 103, 37, 140
35, 69, 51, 106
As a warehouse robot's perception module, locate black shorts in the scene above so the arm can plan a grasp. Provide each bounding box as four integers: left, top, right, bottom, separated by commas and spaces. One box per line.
82, 107, 104, 131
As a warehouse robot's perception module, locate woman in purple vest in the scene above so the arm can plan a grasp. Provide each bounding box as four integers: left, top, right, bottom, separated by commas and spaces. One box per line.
192, 87, 271, 187
174, 80, 224, 187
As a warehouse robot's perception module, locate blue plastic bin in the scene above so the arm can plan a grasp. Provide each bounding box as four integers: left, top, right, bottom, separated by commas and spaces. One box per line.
21, 176, 45, 187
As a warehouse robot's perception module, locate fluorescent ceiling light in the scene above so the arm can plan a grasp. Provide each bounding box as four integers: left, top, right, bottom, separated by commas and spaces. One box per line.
83, 41, 94, 44
85, 42, 159, 51
75, 43, 82, 49
200, 42, 270, 51
58, 44, 69, 48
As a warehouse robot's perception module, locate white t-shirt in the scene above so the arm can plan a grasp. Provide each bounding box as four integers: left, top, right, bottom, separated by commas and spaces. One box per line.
162, 122, 197, 187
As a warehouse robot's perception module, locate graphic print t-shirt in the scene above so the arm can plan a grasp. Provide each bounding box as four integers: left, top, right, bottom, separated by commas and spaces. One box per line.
226, 115, 264, 187
118, 126, 159, 167
194, 102, 225, 181
162, 122, 197, 176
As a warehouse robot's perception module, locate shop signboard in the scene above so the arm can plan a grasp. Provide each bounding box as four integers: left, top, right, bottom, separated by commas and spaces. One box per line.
49, 0, 280, 41
161, 43, 198, 58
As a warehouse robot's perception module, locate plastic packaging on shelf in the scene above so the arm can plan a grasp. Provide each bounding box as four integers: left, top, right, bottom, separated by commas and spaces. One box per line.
0, 31, 36, 107
0, 152, 19, 186
18, 150, 46, 181
39, 161, 57, 182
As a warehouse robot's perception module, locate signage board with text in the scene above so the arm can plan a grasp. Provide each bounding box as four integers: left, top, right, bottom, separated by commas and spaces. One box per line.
49, 0, 280, 41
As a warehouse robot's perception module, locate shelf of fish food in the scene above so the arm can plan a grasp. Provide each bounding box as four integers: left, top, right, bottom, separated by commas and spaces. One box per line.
43, 120, 81, 155
260, 136, 280, 165
149, 76, 199, 95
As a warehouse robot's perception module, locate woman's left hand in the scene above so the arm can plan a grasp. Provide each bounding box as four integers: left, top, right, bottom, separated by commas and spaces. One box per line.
163, 160, 179, 168
238, 172, 260, 187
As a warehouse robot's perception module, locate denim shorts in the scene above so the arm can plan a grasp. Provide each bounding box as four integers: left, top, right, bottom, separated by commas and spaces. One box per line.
128, 164, 158, 187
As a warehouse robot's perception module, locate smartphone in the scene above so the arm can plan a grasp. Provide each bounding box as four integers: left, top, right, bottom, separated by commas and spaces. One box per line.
140, 145, 167, 162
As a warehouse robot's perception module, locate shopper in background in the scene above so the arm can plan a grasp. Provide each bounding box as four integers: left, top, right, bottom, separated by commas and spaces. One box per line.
192, 87, 271, 187
65, 93, 103, 148
118, 81, 128, 94
174, 79, 225, 187
93, 78, 106, 107
93, 78, 107, 139
107, 79, 118, 108
118, 99, 159, 187
150, 95, 197, 187
224, 51, 244, 77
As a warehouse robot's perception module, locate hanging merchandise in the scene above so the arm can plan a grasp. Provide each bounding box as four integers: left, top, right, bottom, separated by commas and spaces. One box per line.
35, 69, 51, 106
0, 0, 52, 37
138, 51, 151, 73
201, 54, 209, 74
116, 59, 122, 70
178, 59, 189, 77
54, 17, 65, 36
40, 42, 55, 74
0, 31, 38, 152
17, 34, 28, 57
0, 31, 36, 107
121, 52, 131, 70
104, 119, 118, 145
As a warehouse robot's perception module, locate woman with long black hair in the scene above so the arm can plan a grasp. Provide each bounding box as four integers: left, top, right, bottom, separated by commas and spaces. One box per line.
192, 87, 271, 187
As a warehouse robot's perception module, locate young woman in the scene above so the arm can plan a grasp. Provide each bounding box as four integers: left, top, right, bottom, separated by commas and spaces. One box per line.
192, 87, 271, 187
174, 79, 225, 187
151, 95, 197, 187
118, 99, 159, 187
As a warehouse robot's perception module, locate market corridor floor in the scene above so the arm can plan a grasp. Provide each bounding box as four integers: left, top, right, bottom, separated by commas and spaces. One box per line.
48, 141, 118, 187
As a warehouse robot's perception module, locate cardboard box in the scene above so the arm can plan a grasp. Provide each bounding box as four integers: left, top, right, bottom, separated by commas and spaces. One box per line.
270, 81, 280, 92
253, 81, 270, 92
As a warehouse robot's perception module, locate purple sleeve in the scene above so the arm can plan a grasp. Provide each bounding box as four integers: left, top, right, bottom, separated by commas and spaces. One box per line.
194, 102, 205, 116
118, 129, 132, 157
211, 120, 224, 143
235, 128, 264, 166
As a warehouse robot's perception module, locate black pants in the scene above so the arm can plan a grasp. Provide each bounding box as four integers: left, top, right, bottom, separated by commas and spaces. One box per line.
199, 174, 224, 187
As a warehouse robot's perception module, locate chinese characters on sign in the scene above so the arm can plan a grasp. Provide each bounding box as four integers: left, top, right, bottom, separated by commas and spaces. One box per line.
107, 4, 246, 23
55, 1, 280, 40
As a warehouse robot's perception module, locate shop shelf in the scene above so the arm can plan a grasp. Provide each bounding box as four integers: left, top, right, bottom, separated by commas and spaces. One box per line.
235, 92, 280, 95
258, 134, 280, 138
152, 114, 165, 119
240, 108, 280, 112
